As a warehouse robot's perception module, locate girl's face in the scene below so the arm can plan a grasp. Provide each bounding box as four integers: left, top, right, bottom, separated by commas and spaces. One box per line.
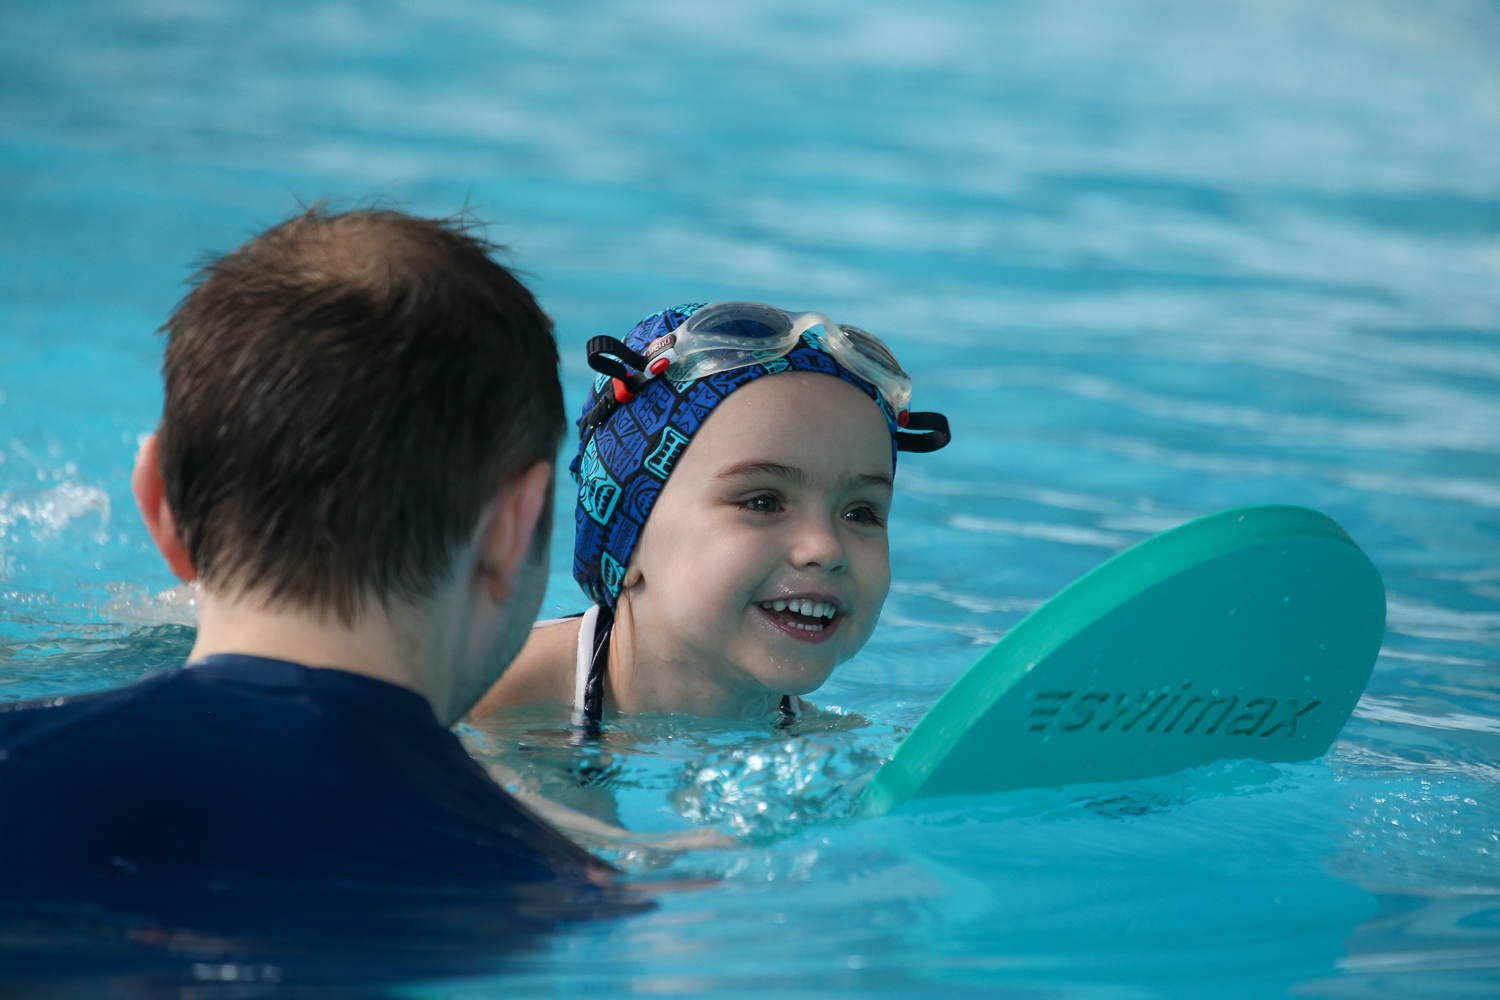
622, 372, 893, 718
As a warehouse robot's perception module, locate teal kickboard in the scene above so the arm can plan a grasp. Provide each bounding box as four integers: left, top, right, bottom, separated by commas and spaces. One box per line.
858, 505, 1386, 817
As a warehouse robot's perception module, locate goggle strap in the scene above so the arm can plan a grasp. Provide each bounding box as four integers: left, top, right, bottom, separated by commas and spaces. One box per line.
895, 411, 951, 453
581, 334, 950, 454
786, 312, 833, 344
585, 336, 649, 382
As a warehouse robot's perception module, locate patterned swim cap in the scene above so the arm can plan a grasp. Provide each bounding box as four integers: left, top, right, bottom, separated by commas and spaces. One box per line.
569, 303, 899, 609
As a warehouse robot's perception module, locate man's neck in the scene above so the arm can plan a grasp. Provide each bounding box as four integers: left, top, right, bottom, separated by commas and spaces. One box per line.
188, 588, 447, 716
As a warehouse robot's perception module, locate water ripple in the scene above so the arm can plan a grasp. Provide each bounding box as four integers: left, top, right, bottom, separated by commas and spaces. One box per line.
1354, 695, 1500, 737
1386, 595, 1500, 644
944, 514, 1131, 550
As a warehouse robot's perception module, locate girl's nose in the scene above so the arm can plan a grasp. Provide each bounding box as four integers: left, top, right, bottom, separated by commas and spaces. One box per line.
790, 515, 848, 573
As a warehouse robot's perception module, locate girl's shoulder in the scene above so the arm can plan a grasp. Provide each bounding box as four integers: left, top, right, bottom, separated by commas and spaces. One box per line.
468, 616, 582, 718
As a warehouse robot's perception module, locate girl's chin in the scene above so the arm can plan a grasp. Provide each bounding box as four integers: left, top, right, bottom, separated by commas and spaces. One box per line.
748, 658, 838, 699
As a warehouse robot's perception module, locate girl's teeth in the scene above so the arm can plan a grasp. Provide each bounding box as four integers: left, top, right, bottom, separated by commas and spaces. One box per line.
760, 599, 836, 620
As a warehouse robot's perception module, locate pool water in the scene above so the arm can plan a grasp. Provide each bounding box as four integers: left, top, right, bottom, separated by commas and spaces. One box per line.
3, 0, 1498, 996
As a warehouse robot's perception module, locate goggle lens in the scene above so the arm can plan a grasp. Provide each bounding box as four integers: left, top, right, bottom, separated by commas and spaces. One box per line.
812, 324, 912, 418
661, 303, 912, 416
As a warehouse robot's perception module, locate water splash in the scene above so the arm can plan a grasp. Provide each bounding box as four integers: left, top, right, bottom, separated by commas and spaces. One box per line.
0, 482, 110, 544
673, 733, 889, 841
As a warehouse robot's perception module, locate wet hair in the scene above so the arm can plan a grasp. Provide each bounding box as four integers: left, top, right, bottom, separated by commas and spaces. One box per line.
157, 206, 564, 623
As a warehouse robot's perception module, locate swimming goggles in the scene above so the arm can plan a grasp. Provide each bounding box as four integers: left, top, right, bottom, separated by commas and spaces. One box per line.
580, 301, 951, 453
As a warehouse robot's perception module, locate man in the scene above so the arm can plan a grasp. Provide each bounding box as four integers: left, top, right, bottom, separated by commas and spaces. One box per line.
0, 208, 620, 896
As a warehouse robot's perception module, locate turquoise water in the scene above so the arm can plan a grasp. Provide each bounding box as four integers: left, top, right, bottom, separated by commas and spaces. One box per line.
3, 0, 1499, 995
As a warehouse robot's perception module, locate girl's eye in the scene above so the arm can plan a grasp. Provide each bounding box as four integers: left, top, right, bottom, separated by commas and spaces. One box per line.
844, 504, 887, 527
738, 493, 784, 514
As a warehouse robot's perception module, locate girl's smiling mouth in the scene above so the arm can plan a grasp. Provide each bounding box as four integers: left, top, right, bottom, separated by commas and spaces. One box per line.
754, 597, 843, 643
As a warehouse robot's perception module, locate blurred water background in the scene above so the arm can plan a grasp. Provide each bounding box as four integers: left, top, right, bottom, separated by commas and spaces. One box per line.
2, 1, 1497, 996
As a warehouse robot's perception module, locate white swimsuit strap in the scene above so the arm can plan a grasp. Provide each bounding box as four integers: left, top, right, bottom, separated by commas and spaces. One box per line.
571, 605, 602, 723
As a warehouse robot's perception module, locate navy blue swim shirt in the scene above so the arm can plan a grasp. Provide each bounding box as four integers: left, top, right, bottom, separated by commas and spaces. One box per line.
0, 655, 616, 892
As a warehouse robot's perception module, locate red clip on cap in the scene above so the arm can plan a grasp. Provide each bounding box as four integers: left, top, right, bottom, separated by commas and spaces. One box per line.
612, 378, 636, 404
897, 410, 910, 428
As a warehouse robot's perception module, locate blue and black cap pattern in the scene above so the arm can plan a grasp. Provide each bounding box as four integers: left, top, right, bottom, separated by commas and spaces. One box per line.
570, 304, 899, 609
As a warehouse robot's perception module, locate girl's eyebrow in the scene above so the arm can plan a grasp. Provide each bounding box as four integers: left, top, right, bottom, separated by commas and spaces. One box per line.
715, 460, 803, 483
714, 460, 893, 492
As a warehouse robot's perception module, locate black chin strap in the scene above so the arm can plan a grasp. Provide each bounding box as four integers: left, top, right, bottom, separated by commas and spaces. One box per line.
581, 604, 614, 725
776, 695, 797, 727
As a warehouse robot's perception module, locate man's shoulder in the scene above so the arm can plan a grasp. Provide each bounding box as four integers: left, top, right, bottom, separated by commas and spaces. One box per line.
0, 654, 612, 886
0, 666, 182, 712
0, 656, 441, 784
0, 668, 182, 745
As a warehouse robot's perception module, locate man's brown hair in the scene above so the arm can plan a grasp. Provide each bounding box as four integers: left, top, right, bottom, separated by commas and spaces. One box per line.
157, 207, 564, 622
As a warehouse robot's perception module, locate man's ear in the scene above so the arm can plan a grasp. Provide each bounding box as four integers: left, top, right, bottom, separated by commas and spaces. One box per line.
477, 461, 553, 603
131, 431, 197, 583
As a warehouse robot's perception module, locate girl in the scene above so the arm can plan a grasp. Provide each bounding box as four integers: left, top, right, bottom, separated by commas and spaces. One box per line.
470, 301, 949, 728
